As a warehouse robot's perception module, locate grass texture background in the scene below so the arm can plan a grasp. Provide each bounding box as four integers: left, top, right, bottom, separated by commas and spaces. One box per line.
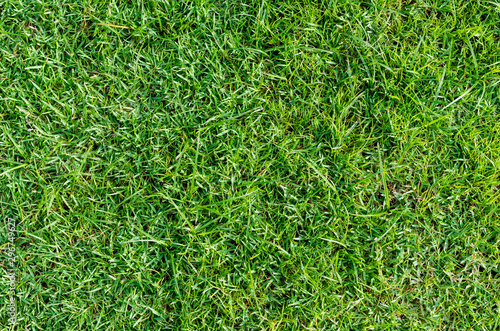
1, 0, 500, 329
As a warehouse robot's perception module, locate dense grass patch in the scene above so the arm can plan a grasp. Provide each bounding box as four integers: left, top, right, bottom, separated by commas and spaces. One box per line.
1, 0, 500, 329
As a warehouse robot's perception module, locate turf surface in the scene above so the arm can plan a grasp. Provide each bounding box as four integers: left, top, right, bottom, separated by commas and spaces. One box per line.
1, 0, 500, 329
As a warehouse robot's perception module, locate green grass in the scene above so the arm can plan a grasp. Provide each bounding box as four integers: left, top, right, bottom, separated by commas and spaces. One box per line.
1, 0, 500, 329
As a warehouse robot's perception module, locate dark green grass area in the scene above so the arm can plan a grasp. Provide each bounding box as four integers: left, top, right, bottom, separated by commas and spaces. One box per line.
1, 0, 500, 329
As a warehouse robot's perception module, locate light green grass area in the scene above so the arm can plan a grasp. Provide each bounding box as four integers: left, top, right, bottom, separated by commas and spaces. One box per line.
1, 0, 500, 329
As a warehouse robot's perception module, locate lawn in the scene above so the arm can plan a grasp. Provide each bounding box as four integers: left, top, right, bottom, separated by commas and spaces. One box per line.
1, 0, 500, 329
